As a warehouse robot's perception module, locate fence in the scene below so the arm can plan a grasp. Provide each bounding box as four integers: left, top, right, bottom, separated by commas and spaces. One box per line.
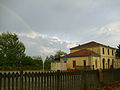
0, 69, 120, 90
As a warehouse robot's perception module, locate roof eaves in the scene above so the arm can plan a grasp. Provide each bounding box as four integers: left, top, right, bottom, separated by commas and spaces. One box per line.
63, 54, 100, 58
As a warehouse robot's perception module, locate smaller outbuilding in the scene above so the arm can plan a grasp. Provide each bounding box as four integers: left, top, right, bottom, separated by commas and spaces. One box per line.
51, 62, 67, 71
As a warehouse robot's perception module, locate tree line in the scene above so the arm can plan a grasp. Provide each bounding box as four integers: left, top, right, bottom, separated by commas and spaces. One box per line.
0, 32, 66, 70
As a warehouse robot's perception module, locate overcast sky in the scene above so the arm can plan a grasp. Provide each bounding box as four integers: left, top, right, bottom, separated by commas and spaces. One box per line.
0, 0, 120, 58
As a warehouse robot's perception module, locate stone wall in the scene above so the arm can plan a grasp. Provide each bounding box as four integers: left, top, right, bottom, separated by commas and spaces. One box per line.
51, 62, 67, 71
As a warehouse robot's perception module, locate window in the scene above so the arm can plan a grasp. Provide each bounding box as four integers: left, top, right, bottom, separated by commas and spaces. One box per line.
95, 59, 97, 68
103, 48, 105, 54
83, 60, 86, 67
108, 59, 110, 69
73, 61, 76, 67
64, 61, 67, 63
102, 58, 105, 69
112, 59, 114, 68
108, 49, 109, 55
93, 65, 94, 70
112, 50, 114, 56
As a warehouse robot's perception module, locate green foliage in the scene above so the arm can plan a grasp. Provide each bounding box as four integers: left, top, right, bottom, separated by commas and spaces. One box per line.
0, 55, 44, 70
44, 51, 67, 70
32, 56, 43, 69
0, 32, 44, 70
54, 50, 67, 59
0, 32, 25, 60
0, 33, 66, 71
116, 44, 120, 57
44, 56, 51, 70
17, 56, 43, 70
20, 56, 33, 68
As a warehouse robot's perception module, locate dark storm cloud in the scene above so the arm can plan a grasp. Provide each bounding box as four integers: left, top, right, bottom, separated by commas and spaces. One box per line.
0, 0, 120, 57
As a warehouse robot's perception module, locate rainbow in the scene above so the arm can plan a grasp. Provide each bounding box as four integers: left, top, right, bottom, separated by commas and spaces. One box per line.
0, 1, 34, 32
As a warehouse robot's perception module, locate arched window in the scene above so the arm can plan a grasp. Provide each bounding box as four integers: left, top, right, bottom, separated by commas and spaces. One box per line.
102, 58, 105, 69
112, 59, 114, 68
95, 59, 97, 68
108, 59, 110, 69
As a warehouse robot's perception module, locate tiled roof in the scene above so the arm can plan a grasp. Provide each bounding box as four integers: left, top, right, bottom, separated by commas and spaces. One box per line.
70, 41, 116, 50
63, 49, 100, 58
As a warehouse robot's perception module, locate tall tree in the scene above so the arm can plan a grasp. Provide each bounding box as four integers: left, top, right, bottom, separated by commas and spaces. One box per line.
44, 56, 51, 70
20, 56, 33, 68
116, 44, 120, 57
54, 50, 67, 60
0, 32, 25, 60
49, 55, 55, 61
32, 56, 43, 69
44, 51, 67, 70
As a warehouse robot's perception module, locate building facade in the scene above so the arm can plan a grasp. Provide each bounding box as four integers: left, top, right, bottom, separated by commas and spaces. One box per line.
61, 41, 116, 70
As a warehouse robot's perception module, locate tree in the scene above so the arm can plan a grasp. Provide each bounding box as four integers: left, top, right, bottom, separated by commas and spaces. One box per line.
20, 56, 33, 69
32, 56, 43, 69
54, 50, 67, 58
44, 51, 67, 70
44, 56, 51, 70
49, 55, 55, 62
0, 32, 25, 60
116, 44, 120, 57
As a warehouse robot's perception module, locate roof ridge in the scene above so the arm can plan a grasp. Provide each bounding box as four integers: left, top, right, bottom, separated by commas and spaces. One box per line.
70, 41, 115, 50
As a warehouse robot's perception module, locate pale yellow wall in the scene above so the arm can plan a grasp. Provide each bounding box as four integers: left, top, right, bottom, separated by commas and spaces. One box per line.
70, 49, 80, 53
92, 56, 101, 70
63, 56, 115, 70
51, 62, 67, 71
70, 46, 101, 54
69, 45, 116, 70
62, 56, 101, 70
99, 46, 116, 69
100, 46, 115, 57
70, 46, 115, 57
113, 59, 120, 69
66, 57, 89, 69
100, 57, 115, 69
84, 47, 100, 54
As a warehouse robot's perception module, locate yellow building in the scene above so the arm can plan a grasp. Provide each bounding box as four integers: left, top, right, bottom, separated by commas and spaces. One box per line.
61, 41, 116, 70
